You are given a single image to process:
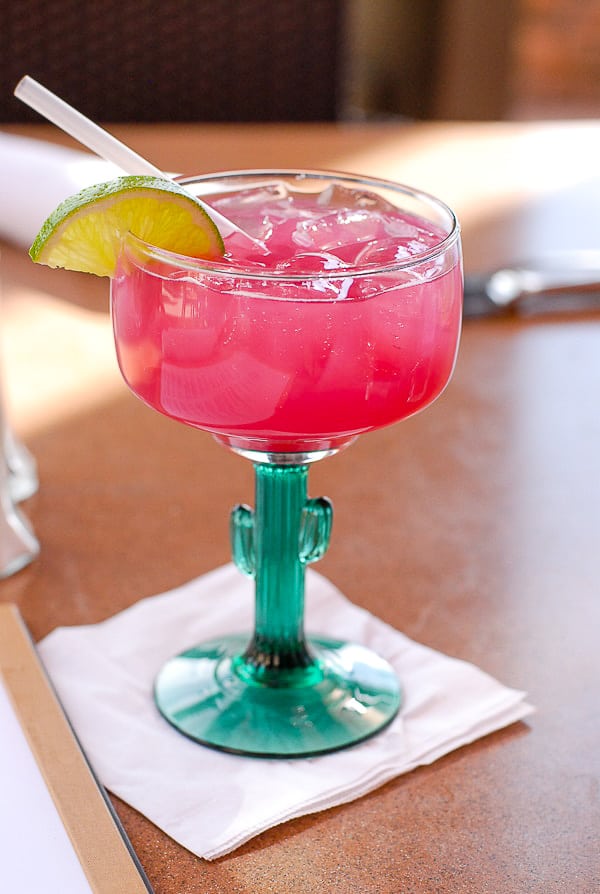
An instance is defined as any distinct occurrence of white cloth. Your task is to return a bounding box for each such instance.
[0,133,120,247]
[38,564,534,860]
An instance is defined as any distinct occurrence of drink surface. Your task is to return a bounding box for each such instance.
[112,180,462,453]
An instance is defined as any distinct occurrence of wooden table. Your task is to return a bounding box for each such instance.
[1,120,599,893]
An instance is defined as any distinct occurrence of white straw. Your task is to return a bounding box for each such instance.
[13,76,245,238]
[14,76,164,177]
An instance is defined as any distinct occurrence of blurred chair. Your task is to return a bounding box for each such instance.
[0,0,344,122]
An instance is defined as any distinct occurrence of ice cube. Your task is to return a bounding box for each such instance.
[274,252,353,299]
[316,183,397,214]
[213,181,291,208]
[382,217,422,238]
[355,227,441,267]
[354,240,413,267]
[275,251,349,275]
[212,181,295,240]
[291,209,382,254]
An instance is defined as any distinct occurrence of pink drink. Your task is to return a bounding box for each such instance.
[112,175,462,454]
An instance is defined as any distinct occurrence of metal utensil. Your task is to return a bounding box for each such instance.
[463,250,600,318]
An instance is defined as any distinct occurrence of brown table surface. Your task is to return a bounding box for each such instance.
[1,120,599,893]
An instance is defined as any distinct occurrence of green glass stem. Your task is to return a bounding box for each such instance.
[230,462,332,685]
[154,457,401,756]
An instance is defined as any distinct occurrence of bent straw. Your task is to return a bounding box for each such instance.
[13,76,245,239]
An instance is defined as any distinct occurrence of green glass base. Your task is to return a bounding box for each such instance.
[154,634,401,758]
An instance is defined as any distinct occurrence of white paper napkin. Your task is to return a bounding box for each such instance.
[0,133,120,247]
[37,564,534,860]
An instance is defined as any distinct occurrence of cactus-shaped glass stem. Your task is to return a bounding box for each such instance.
[231,462,332,685]
[154,458,401,757]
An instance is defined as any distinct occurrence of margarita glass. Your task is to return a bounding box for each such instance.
[111,170,463,757]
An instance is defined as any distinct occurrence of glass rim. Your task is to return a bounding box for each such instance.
[124,168,461,282]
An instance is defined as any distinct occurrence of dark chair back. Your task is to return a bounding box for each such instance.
[0,0,344,122]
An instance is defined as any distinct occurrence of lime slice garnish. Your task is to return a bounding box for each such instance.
[29,175,224,277]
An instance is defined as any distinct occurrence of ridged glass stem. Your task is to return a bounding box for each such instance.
[231,462,332,685]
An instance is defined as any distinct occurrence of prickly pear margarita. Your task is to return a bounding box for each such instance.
[110,170,463,757]
[112,172,462,456]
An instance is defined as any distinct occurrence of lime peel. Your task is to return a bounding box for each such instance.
[29,175,224,278]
